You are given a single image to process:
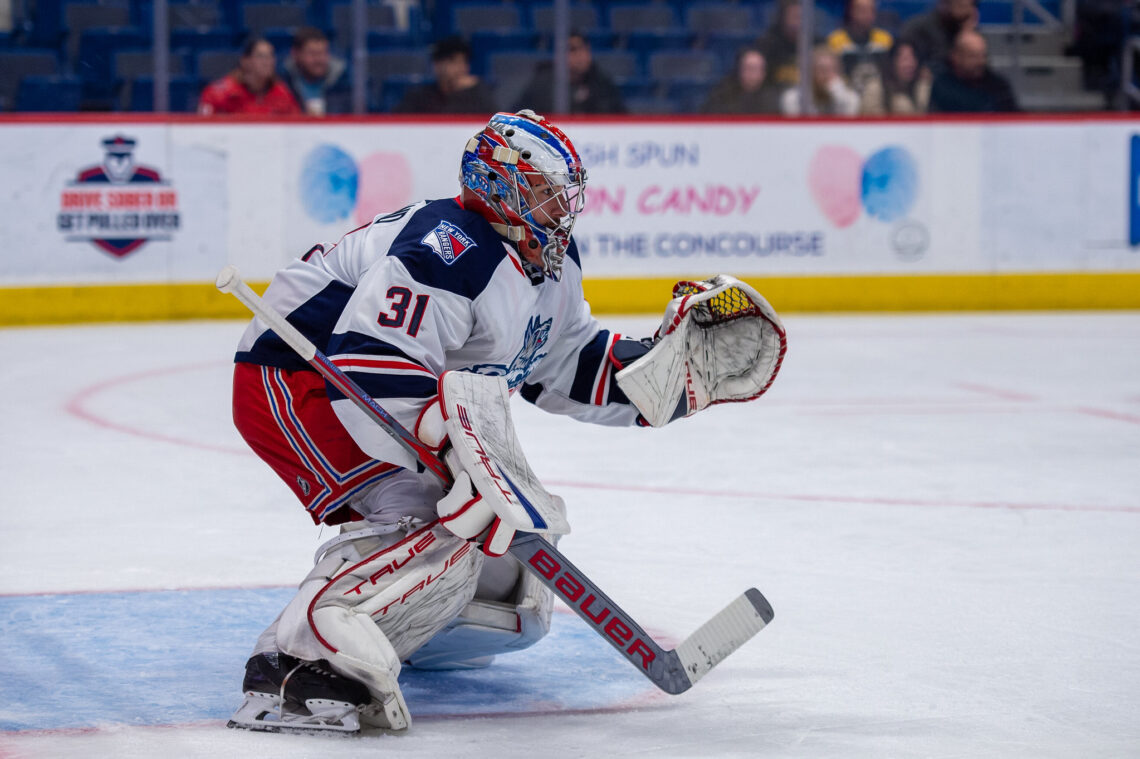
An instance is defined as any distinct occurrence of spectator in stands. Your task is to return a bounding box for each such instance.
[899,0,978,74]
[701,46,781,114]
[393,36,496,114]
[827,0,894,97]
[514,32,626,114]
[1067,0,1129,108]
[282,27,350,116]
[780,45,860,116]
[859,40,932,115]
[198,36,301,116]
[928,29,1019,112]
[757,0,812,90]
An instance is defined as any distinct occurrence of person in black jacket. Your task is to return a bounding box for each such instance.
[929,30,1019,112]
[899,0,979,74]
[393,36,497,114]
[514,32,626,114]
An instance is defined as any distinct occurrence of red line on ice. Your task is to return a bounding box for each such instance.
[63,361,250,454]
[545,479,1140,515]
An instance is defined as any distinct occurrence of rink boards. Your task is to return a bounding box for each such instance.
[0,114,1138,324]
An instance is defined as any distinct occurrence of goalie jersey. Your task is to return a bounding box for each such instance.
[235,198,639,470]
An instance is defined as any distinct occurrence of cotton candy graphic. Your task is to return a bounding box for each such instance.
[354,152,415,225]
[808,145,864,228]
[808,144,920,227]
[862,147,918,223]
[300,144,358,224]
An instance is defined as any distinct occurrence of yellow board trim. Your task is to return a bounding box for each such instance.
[2,272,1139,326]
[585,272,1140,313]
[0,281,270,326]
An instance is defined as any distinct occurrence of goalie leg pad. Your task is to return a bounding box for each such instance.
[273,521,483,731]
[406,554,555,670]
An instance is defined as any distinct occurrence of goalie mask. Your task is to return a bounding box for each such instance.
[460,110,587,281]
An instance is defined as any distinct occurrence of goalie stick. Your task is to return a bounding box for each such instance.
[216,265,773,695]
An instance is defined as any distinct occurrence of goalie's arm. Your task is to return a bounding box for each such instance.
[519,327,652,427]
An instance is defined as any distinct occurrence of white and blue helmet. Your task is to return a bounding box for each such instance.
[460,110,587,280]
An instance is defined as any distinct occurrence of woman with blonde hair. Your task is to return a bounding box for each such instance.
[780,46,860,116]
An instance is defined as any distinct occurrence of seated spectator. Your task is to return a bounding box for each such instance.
[757,0,812,89]
[514,32,625,114]
[780,46,860,116]
[827,0,894,96]
[282,27,350,116]
[701,47,781,114]
[928,30,1019,112]
[393,36,497,114]
[860,41,932,115]
[899,0,978,74]
[198,36,302,116]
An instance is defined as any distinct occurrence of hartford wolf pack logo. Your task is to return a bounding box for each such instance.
[470,315,552,389]
[421,220,477,264]
[57,135,181,258]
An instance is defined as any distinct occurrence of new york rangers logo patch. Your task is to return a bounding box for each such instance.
[421,220,477,264]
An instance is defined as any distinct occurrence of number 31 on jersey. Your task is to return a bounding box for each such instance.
[378,286,430,337]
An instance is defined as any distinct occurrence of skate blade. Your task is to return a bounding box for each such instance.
[227,691,361,735]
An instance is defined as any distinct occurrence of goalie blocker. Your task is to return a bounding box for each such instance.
[613,275,787,428]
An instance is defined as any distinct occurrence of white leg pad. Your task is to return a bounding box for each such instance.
[407,554,554,670]
[274,522,483,731]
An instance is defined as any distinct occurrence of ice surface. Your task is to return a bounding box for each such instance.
[1,313,1138,758]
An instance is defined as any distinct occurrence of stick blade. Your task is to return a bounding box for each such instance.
[672,588,774,687]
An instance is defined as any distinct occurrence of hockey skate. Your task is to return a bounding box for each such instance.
[227,651,374,734]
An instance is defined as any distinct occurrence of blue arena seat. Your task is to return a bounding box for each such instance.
[705,29,761,69]
[374,73,430,112]
[16,74,83,111]
[241,1,308,35]
[127,74,203,111]
[0,50,61,111]
[608,2,678,34]
[366,29,424,52]
[530,3,601,39]
[469,30,541,77]
[63,1,131,64]
[76,26,151,108]
[168,0,224,31]
[685,2,760,37]
[451,2,523,37]
[330,1,398,42]
[592,49,640,83]
[367,48,433,80]
[647,50,722,82]
[196,48,241,82]
[170,28,240,62]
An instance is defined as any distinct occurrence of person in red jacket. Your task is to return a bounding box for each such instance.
[198,36,302,116]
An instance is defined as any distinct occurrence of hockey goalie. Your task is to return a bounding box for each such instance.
[225,110,786,734]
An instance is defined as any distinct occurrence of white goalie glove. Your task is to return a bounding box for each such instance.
[615,275,787,427]
[416,371,570,557]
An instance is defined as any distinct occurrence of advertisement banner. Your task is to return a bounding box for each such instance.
[1,117,1138,292]
[279,121,981,277]
[0,124,227,285]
